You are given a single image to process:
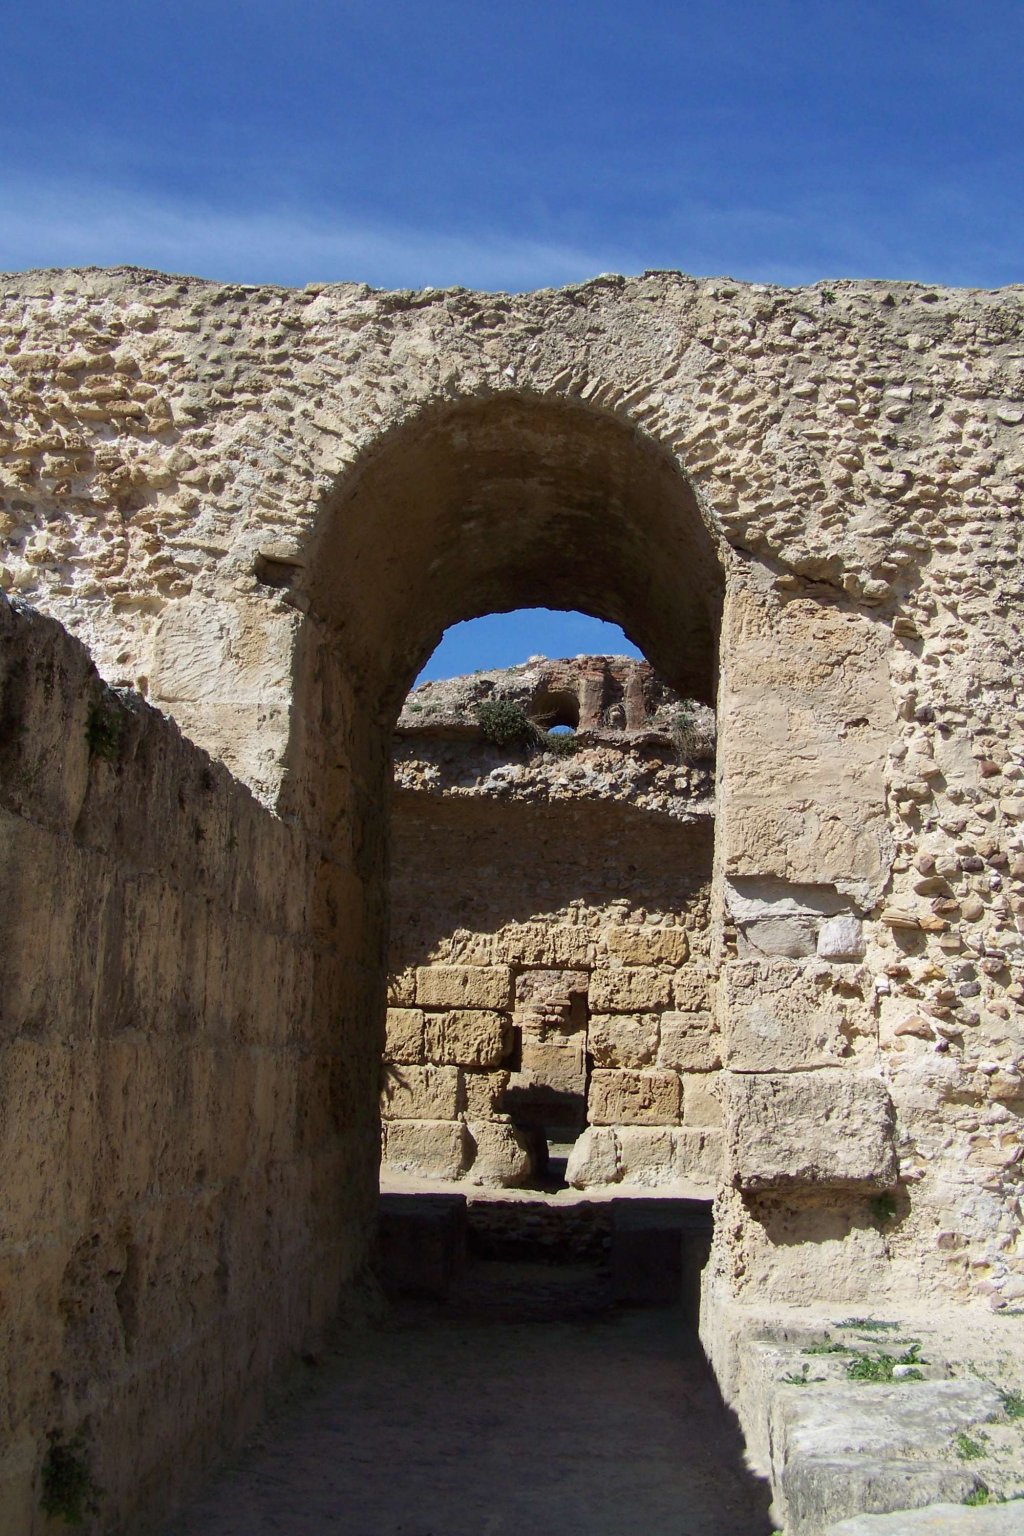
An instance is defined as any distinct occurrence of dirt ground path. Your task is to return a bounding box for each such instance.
[162,1264,773,1536]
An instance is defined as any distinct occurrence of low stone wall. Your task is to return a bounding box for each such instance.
[0,595,376,1533]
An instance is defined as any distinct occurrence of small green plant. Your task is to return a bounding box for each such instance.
[781,1362,823,1386]
[475,699,537,750]
[541,729,577,758]
[821,287,837,304]
[1000,1389,1024,1420]
[40,1430,102,1526]
[964,1485,993,1506]
[803,1340,854,1357]
[955,1431,988,1461]
[844,1343,924,1383]
[870,1192,898,1226]
[85,699,123,761]
[838,1317,899,1333]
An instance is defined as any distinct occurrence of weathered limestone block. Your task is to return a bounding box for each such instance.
[517,1032,587,1094]
[588,1012,659,1068]
[514,968,589,1003]
[673,1127,723,1183]
[726,1072,898,1191]
[384,1007,424,1064]
[615,1126,678,1185]
[460,1069,510,1118]
[415,964,512,1010]
[382,1119,470,1179]
[423,1009,512,1068]
[589,1069,682,1126]
[682,1074,723,1127]
[589,966,672,1013]
[465,1120,533,1186]
[718,578,896,909]
[658,1012,722,1072]
[672,966,712,1011]
[380,1064,461,1121]
[603,924,689,966]
[565,1126,622,1188]
[497,922,593,968]
[724,960,852,1072]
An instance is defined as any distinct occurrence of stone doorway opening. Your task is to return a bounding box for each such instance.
[383,648,719,1197]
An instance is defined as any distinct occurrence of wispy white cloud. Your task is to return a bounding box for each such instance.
[0,175,642,293]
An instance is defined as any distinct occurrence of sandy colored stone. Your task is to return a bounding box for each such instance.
[590,967,673,1013]
[658,1012,722,1072]
[726,1071,898,1192]
[380,1064,461,1121]
[683,1075,723,1128]
[382,1119,469,1179]
[672,967,712,1011]
[423,1009,512,1068]
[589,1012,660,1068]
[384,1007,424,1064]
[589,1069,682,1126]
[465,1120,533,1186]
[604,924,689,966]
[415,965,513,1010]
[565,1126,623,1188]
[724,960,852,1072]
[460,1070,510,1118]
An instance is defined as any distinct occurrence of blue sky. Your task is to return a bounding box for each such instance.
[2,1,1020,293]
[3,1,1020,678]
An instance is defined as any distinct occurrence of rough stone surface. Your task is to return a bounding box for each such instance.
[727,1073,899,1191]
[2,263,1024,1532]
[828,1506,1024,1534]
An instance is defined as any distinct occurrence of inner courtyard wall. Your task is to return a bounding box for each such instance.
[382,656,721,1191]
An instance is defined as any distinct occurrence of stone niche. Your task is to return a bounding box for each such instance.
[382,655,724,1191]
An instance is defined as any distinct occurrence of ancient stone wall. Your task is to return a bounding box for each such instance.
[1,265,1023,1524]
[0,594,378,1533]
[382,657,722,1190]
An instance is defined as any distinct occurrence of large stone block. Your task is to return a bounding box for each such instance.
[460,1069,510,1118]
[726,1071,898,1191]
[658,1012,722,1072]
[589,967,672,1013]
[384,1007,424,1064]
[382,1119,469,1180]
[380,1064,461,1121]
[589,1069,682,1126]
[496,923,593,968]
[724,960,852,1072]
[604,925,689,966]
[465,1121,533,1187]
[415,965,512,1010]
[423,1009,512,1068]
[682,1074,723,1127]
[588,1012,659,1068]
[672,966,712,1012]
[518,1032,587,1094]
[673,1127,723,1183]
[565,1126,622,1188]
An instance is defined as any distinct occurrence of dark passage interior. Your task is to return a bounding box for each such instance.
[164,1194,772,1536]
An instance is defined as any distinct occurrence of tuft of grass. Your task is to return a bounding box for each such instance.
[956,1431,988,1461]
[837,1317,899,1332]
[781,1362,823,1386]
[844,1343,925,1383]
[803,1341,854,1357]
[964,1486,993,1506]
[1000,1389,1024,1420]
